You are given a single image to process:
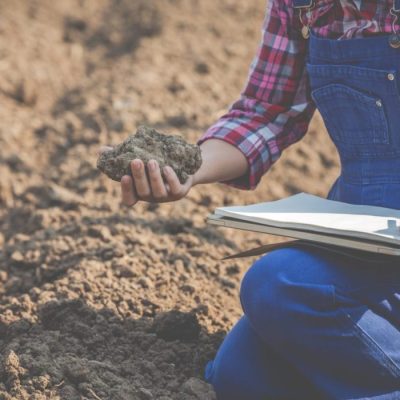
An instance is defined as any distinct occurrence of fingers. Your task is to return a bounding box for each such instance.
[148,160,168,199]
[121,175,138,206]
[163,166,183,197]
[123,159,180,206]
[130,159,152,199]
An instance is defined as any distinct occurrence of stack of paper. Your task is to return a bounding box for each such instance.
[207,193,400,256]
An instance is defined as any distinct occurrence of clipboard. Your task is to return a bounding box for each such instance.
[207,193,400,260]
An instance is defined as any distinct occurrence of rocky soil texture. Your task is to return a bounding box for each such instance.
[97,126,202,184]
[0,0,339,399]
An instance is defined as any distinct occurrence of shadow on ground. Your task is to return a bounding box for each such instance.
[63,0,162,59]
[0,298,222,399]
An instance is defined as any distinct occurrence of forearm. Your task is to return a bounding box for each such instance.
[192,138,249,186]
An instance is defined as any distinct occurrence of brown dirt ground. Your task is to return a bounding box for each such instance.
[0,0,339,399]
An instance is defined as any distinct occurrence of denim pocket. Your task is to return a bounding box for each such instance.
[335,284,400,380]
[341,309,400,379]
[311,83,390,147]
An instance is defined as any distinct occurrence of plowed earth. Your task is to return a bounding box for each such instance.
[0,0,338,399]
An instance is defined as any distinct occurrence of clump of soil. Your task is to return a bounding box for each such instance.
[152,310,201,342]
[97,125,202,184]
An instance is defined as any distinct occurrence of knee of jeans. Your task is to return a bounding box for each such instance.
[205,359,251,400]
[240,250,286,318]
[240,248,335,334]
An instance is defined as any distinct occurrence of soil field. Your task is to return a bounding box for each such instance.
[0,0,339,399]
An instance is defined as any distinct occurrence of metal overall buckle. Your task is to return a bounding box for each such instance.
[390,0,400,48]
[294,0,316,39]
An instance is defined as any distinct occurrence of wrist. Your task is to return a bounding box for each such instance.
[191,143,209,186]
[191,169,204,187]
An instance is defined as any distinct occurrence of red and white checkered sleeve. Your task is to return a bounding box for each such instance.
[197,0,316,190]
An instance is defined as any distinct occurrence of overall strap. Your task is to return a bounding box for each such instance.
[292,0,314,38]
[292,0,313,8]
[390,0,400,48]
[293,0,400,12]
[293,0,400,11]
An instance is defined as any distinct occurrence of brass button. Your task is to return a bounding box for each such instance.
[301,25,310,39]
[389,34,400,48]
[388,73,395,81]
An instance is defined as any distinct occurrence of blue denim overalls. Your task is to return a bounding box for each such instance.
[204,1,400,399]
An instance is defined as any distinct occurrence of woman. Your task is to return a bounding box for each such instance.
[111,0,400,398]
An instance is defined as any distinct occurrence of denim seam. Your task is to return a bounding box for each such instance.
[341,177,400,184]
[342,311,400,378]
[336,284,400,297]
[331,284,336,308]
[306,64,398,78]
[309,55,400,63]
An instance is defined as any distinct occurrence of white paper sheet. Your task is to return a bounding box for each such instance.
[214,193,400,246]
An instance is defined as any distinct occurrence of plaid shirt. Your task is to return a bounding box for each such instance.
[196,0,398,190]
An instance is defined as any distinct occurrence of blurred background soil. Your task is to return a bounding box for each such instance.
[0,0,339,399]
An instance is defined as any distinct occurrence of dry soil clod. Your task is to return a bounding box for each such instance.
[97,126,202,184]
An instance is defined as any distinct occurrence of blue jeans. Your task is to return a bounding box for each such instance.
[206,246,400,399]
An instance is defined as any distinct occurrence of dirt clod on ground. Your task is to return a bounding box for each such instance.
[97,126,202,184]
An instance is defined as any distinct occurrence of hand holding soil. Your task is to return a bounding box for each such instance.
[97,126,202,206]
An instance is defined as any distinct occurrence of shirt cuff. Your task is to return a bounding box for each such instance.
[196,119,274,190]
